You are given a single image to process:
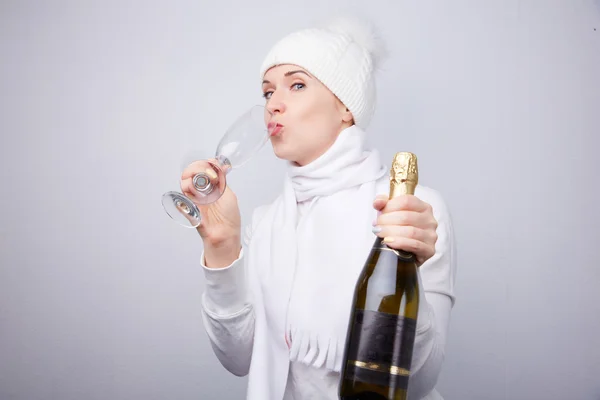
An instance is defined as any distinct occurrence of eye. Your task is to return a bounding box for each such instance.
[292,83,305,91]
[262,90,273,100]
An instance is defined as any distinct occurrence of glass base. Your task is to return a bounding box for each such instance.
[162,191,201,228]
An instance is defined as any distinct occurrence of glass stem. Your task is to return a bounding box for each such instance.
[216,154,232,175]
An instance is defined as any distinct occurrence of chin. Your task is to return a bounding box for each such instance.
[270,142,296,163]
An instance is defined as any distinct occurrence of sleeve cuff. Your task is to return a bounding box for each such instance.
[201,248,248,316]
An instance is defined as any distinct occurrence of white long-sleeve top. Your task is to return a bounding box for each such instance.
[199,178,457,400]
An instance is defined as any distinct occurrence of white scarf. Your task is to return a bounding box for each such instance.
[249,124,388,373]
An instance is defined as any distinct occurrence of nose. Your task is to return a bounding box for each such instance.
[263,107,274,124]
[266,92,286,115]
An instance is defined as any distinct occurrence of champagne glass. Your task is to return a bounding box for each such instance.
[162,105,271,228]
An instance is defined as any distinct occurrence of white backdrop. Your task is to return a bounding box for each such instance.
[1,1,599,399]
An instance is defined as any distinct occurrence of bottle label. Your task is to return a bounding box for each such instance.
[344,309,417,390]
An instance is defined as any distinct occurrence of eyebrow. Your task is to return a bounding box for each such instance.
[262,70,311,85]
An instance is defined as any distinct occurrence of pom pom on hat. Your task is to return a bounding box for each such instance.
[259,15,388,129]
[321,15,389,69]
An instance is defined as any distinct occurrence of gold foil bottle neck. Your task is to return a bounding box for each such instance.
[390,152,418,197]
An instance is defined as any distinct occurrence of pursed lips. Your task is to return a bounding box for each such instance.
[268,122,283,136]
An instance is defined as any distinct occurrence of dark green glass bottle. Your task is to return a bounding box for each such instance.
[339,152,420,400]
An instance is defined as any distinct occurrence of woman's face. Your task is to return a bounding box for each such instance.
[262,64,354,166]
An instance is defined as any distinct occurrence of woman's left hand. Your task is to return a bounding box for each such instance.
[372,194,438,266]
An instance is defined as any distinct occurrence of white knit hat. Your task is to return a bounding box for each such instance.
[259,16,388,130]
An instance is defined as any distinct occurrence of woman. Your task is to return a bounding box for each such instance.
[185,16,457,400]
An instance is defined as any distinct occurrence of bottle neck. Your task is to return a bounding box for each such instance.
[375,237,417,263]
[390,182,416,198]
[387,180,417,263]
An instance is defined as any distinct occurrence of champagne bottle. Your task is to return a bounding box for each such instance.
[339,152,420,400]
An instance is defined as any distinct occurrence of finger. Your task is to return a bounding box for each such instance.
[182,167,220,185]
[374,210,423,228]
[204,168,219,181]
[372,224,434,245]
[181,160,207,180]
[181,159,219,180]
[373,194,388,211]
[376,234,435,265]
[181,176,212,203]
[375,210,437,231]
[181,168,220,197]
[180,177,198,199]
[383,195,430,213]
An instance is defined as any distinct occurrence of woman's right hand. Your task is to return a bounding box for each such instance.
[180,160,242,268]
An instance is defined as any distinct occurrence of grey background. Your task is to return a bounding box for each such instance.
[1,0,599,399]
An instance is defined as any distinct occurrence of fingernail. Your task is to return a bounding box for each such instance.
[372,219,378,226]
[205,168,218,180]
[372,226,382,234]
[383,237,394,244]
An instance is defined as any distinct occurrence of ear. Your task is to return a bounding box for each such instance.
[335,96,354,123]
[342,107,354,123]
